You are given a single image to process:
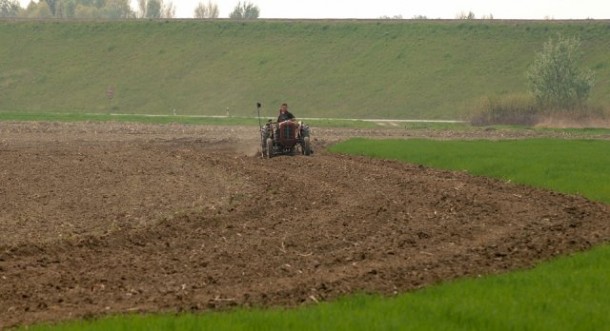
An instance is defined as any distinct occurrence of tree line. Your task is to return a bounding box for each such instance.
[0,0,260,19]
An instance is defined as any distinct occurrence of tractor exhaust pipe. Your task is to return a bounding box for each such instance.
[256,102,263,158]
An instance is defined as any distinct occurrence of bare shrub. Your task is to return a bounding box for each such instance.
[470,94,540,126]
[194,1,219,18]
[535,105,610,128]
[471,95,609,128]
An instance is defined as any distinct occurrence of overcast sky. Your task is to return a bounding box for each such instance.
[18,0,610,19]
[154,0,609,19]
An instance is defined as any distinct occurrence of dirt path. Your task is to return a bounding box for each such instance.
[1,122,609,328]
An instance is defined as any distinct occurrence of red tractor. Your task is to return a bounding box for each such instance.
[261,119,312,158]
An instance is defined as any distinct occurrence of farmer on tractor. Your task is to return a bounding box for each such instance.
[275,102,297,140]
[260,102,312,158]
[277,103,295,123]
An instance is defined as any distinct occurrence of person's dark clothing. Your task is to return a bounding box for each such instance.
[277,111,295,123]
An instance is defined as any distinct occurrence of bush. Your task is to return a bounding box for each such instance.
[470,94,540,126]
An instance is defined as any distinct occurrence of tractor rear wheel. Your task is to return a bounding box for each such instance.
[302,136,311,156]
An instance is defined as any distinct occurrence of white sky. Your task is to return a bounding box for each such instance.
[18,0,610,19]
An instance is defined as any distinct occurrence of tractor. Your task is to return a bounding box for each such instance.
[261,119,312,158]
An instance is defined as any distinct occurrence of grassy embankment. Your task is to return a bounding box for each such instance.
[1,19,610,120]
[26,138,610,330]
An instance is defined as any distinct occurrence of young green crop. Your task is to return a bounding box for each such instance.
[329,138,610,204]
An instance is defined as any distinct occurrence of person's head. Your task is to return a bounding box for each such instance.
[279,103,288,113]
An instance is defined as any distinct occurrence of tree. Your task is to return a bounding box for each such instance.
[194,0,218,19]
[62,0,77,17]
[137,0,145,17]
[379,14,402,19]
[22,0,53,18]
[161,0,174,18]
[19,0,111,18]
[456,11,475,19]
[527,35,595,110]
[145,0,161,18]
[100,0,134,18]
[0,0,20,17]
[55,0,67,17]
[44,0,57,15]
[74,3,100,17]
[229,1,259,19]
[139,0,174,18]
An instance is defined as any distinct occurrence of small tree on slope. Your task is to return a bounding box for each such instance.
[527,35,595,110]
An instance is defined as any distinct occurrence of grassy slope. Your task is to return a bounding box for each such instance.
[1,19,609,119]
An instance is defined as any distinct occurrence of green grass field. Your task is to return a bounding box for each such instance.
[1,19,610,119]
[329,138,610,204]
[24,137,610,331]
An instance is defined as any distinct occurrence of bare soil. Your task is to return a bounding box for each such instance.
[1,121,609,329]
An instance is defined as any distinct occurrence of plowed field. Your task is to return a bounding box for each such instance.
[1,121,609,328]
